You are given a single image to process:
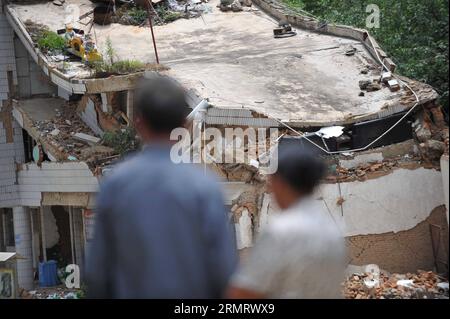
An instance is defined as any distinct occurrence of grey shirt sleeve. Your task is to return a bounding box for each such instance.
[202,183,238,298]
[231,229,287,296]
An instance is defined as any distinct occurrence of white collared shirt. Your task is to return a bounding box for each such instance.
[232,198,346,298]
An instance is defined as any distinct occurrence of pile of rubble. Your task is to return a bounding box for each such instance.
[23,19,50,43]
[343,270,449,299]
[34,102,115,163]
[113,0,212,26]
[19,287,83,299]
[413,103,449,162]
[219,0,252,12]
[325,155,423,183]
[166,0,212,18]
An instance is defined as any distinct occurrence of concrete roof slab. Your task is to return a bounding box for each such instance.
[9,0,438,125]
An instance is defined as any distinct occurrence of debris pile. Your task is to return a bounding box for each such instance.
[24,19,50,43]
[326,155,423,183]
[19,287,84,299]
[33,102,115,163]
[219,0,252,12]
[167,0,212,17]
[413,103,449,161]
[343,270,449,299]
[359,79,381,92]
[113,0,211,26]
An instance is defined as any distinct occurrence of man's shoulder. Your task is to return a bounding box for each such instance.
[105,152,142,180]
[267,209,341,242]
[175,164,223,194]
[101,151,222,195]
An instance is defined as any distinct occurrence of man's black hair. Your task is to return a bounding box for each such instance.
[275,145,327,195]
[134,74,188,133]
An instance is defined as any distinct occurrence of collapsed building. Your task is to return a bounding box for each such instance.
[0,0,448,294]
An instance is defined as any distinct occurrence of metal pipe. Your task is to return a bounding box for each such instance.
[146,1,160,64]
[187,99,209,121]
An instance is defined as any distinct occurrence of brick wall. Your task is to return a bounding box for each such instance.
[347,205,449,273]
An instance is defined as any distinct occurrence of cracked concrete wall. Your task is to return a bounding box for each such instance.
[318,167,445,236]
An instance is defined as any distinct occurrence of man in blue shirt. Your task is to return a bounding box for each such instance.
[86,75,237,298]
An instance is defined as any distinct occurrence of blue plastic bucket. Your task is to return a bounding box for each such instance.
[38,260,59,287]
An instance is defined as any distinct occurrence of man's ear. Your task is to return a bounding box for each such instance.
[268,174,281,193]
[134,115,149,140]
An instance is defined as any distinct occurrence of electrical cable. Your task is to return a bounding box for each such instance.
[213,12,421,155]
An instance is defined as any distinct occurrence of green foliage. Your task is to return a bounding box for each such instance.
[105,36,115,64]
[283,0,449,111]
[102,127,139,155]
[36,31,66,53]
[93,59,146,75]
[128,7,149,25]
[155,5,183,23]
[113,4,182,26]
[76,285,87,299]
[111,60,145,73]
[94,38,146,76]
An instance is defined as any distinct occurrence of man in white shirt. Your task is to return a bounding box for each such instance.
[227,146,347,298]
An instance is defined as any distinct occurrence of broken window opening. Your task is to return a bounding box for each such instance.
[22,129,35,163]
[279,111,415,155]
[0,209,15,251]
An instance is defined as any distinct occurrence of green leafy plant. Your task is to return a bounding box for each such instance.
[156,5,183,23]
[93,59,146,75]
[76,285,87,299]
[110,60,146,73]
[93,59,168,77]
[102,127,139,156]
[105,36,116,65]
[95,39,145,76]
[128,7,149,25]
[37,31,66,53]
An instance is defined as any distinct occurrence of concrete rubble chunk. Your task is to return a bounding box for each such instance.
[345,46,357,56]
[344,269,449,299]
[359,80,371,90]
[367,82,382,92]
[387,79,401,92]
[381,71,393,83]
[359,79,381,92]
[231,0,243,11]
[437,282,449,293]
[424,139,445,160]
[72,132,101,145]
[414,124,432,143]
